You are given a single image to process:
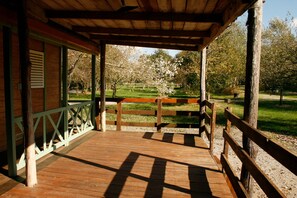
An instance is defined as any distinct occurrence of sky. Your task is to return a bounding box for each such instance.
[139,0,297,56]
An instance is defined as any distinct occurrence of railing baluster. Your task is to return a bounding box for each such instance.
[157,98,162,133]
[117,101,122,131]
[223,107,232,159]
[210,103,216,155]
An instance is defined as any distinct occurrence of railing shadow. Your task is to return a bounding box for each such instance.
[52,151,218,197]
[142,132,209,149]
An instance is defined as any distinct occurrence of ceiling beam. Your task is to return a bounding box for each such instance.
[90,35,203,45]
[46,10,223,24]
[73,26,210,37]
[105,40,198,51]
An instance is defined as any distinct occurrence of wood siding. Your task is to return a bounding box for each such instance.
[0,29,61,152]
[0,30,5,151]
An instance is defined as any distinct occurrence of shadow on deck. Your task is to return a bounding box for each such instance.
[0,131,232,197]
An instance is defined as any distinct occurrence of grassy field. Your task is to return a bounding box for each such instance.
[69,86,297,136]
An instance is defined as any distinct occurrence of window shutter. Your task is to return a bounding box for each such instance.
[30,50,44,88]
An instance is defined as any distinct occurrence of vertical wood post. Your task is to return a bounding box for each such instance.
[157,99,162,132]
[199,48,207,136]
[100,42,106,132]
[241,0,263,193]
[17,0,37,187]
[223,107,232,159]
[3,26,17,177]
[62,46,69,145]
[91,54,96,127]
[210,103,216,154]
[116,101,122,131]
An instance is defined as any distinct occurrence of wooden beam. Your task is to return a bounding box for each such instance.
[0,6,99,54]
[105,40,198,51]
[73,26,210,38]
[241,0,263,194]
[100,42,106,132]
[17,0,37,187]
[198,0,256,51]
[90,35,203,45]
[46,10,223,24]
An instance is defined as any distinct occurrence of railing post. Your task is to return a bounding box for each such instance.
[157,98,162,132]
[199,48,207,136]
[223,107,232,159]
[100,42,106,132]
[210,103,216,154]
[95,97,100,130]
[116,101,122,131]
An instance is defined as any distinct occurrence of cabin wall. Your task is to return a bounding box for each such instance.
[0,28,61,152]
[0,30,5,152]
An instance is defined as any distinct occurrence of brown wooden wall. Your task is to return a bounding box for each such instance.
[0,29,61,152]
[0,30,5,152]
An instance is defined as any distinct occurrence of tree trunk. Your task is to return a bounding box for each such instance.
[242,0,263,194]
[17,0,37,187]
[279,88,283,105]
[112,83,117,98]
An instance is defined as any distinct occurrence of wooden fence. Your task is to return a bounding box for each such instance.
[221,107,297,197]
[95,97,216,153]
[203,100,216,154]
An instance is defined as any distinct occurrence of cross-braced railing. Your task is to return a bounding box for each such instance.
[14,101,94,170]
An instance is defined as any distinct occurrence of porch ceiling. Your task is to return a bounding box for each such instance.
[27,0,256,51]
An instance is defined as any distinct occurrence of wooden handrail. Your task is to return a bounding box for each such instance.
[221,108,297,197]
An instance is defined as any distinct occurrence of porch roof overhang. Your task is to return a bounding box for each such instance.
[5,0,256,52]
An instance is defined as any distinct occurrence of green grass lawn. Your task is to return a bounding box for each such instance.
[213,94,297,136]
[69,86,297,136]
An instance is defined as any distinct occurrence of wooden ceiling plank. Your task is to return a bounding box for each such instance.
[90,34,203,45]
[72,26,210,37]
[45,11,223,24]
[199,0,255,50]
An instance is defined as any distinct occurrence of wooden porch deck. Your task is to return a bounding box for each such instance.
[1,131,233,197]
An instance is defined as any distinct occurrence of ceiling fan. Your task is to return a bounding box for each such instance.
[117,0,138,12]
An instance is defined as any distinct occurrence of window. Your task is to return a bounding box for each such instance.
[30,50,44,88]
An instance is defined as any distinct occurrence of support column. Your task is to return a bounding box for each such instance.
[17,0,37,187]
[100,42,106,132]
[3,26,17,177]
[62,46,68,144]
[241,0,263,193]
[199,48,206,136]
[91,54,96,127]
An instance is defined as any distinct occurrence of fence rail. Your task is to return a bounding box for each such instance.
[221,108,297,197]
[95,97,200,132]
[15,101,94,170]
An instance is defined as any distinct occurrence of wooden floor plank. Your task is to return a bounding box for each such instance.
[1,131,233,197]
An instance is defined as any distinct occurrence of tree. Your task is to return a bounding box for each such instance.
[207,22,246,95]
[68,49,91,93]
[103,45,141,98]
[261,18,297,104]
[143,50,180,97]
[175,51,200,94]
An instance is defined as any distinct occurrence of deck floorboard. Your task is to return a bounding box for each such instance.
[1,131,233,197]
